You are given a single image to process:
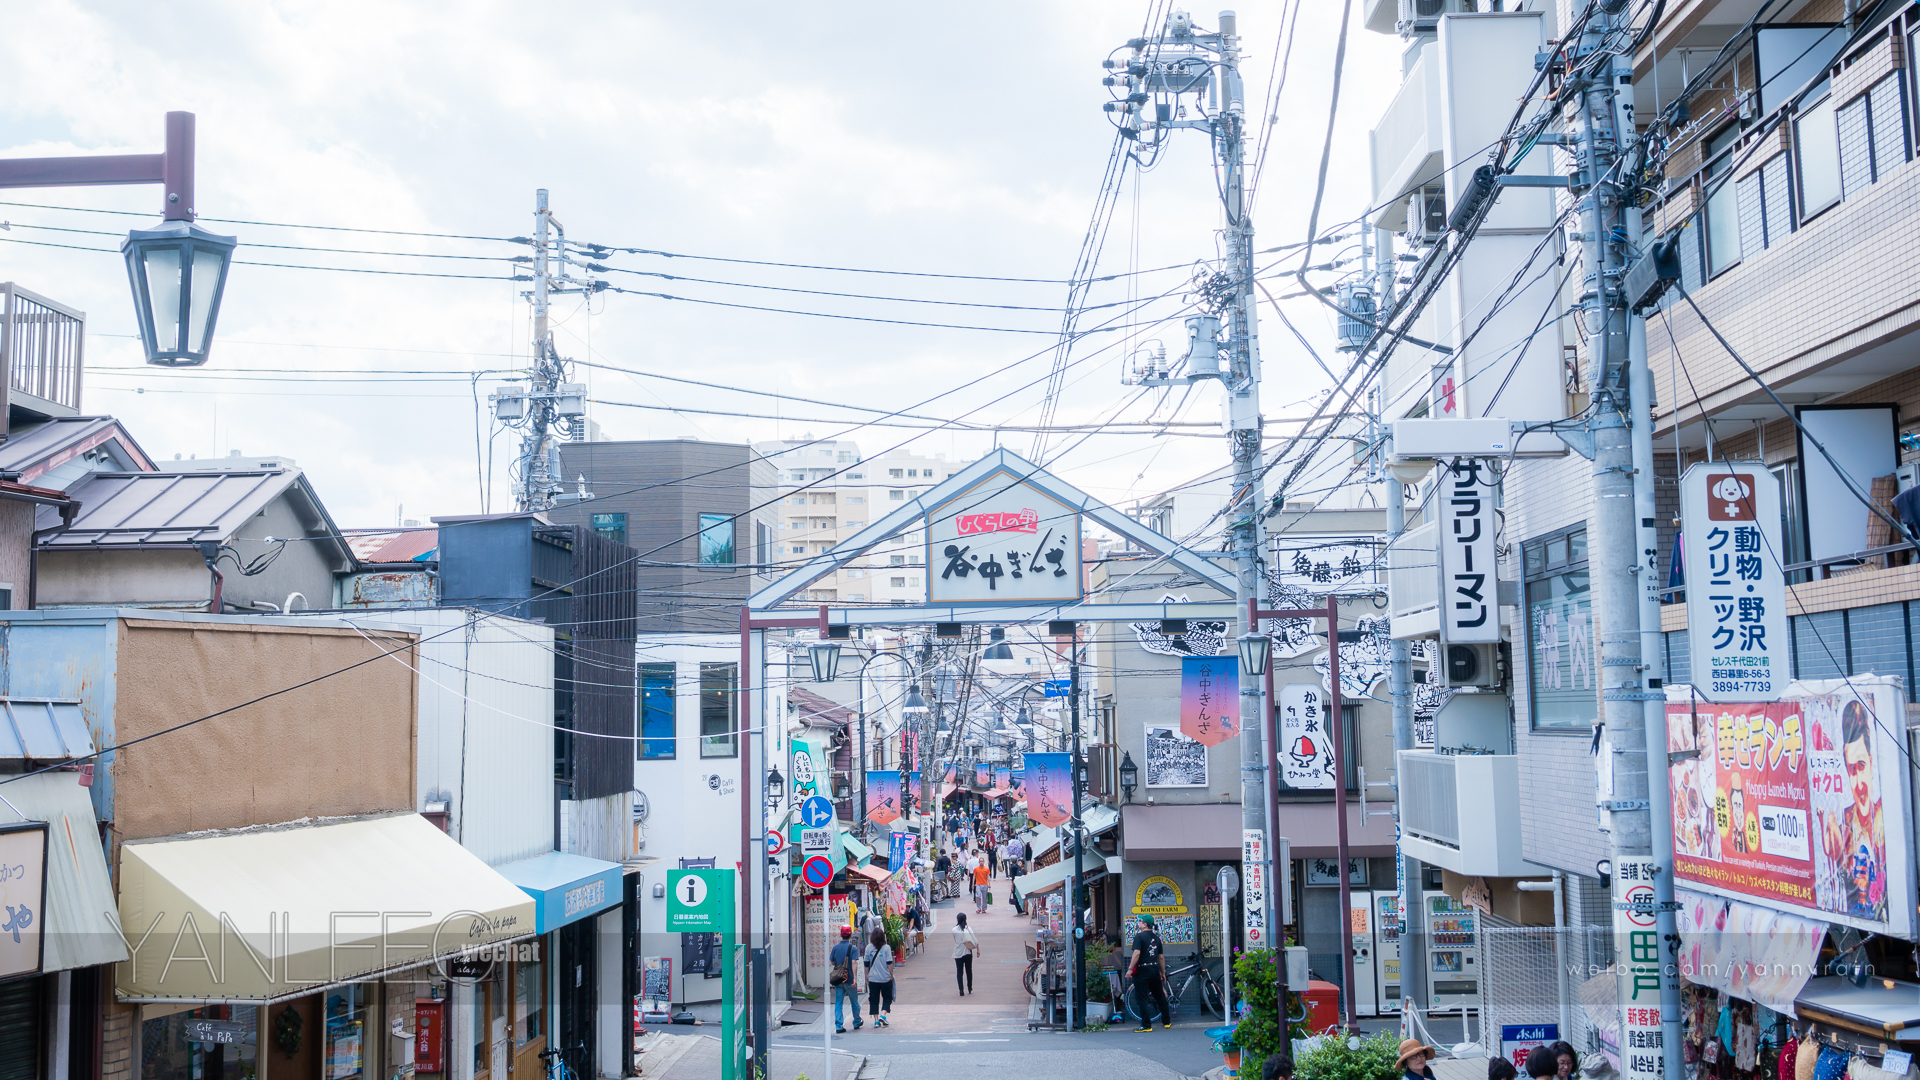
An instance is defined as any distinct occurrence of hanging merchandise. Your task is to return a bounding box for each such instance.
[1813,1046,1851,1080]
[1734,1003,1759,1072]
[1795,1036,1818,1080]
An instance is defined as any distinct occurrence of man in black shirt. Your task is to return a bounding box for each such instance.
[1127,914,1172,1031]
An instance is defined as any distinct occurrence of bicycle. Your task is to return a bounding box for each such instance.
[1127,952,1224,1022]
[538,1043,587,1080]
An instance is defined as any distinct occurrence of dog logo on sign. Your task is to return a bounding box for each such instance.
[1707,474,1756,521]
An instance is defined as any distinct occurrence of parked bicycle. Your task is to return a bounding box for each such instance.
[538,1043,588,1080]
[1126,952,1224,1022]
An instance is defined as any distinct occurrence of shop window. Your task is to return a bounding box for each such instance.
[590,512,627,546]
[640,664,675,759]
[324,986,367,1080]
[701,663,738,758]
[141,1006,261,1080]
[514,957,546,1048]
[1524,526,1597,733]
[698,513,735,564]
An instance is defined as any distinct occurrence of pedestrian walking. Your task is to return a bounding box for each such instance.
[971,858,991,913]
[951,911,980,995]
[987,841,999,877]
[1523,1048,1557,1080]
[1128,913,1172,1031]
[994,840,1008,877]
[1548,1041,1578,1080]
[865,927,895,1026]
[829,926,864,1033]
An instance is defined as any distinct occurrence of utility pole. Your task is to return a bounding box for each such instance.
[495,189,603,512]
[1113,5,1272,946]
[1067,626,1084,1030]
[1570,5,1681,1078]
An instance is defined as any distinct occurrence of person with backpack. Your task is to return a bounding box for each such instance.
[864,927,896,1026]
[829,926,863,1033]
[1128,914,1172,1031]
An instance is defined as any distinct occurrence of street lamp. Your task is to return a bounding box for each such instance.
[1236,629,1273,677]
[809,640,842,683]
[0,112,239,367]
[765,765,785,809]
[982,627,1013,660]
[122,220,237,367]
[1119,751,1138,802]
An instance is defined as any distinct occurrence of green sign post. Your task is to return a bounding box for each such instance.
[666,869,745,1079]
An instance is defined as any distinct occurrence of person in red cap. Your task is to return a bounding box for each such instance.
[830,925,863,1033]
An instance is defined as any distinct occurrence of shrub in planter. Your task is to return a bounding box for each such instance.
[1292,1030,1405,1080]
[1230,948,1311,1080]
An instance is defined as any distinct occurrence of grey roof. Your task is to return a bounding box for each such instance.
[39,469,304,549]
[0,416,154,485]
[0,698,92,760]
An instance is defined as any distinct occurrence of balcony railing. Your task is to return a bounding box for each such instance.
[0,283,85,416]
[1397,749,1543,877]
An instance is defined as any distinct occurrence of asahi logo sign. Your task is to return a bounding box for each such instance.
[925,472,1082,605]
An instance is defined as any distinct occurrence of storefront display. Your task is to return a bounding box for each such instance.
[141,1006,260,1080]
[325,985,366,1080]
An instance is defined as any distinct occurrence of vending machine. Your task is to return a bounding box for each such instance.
[1373,891,1402,1014]
[1423,890,1478,1012]
[1347,891,1378,1016]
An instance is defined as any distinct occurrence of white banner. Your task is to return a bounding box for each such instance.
[1681,462,1787,699]
[925,474,1082,605]
[1611,856,1665,1080]
[1277,683,1336,789]
[1439,459,1499,643]
[0,824,46,981]
[1242,830,1268,951]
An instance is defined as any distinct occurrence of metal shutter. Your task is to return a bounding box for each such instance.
[1736,171,1767,257]
[1793,610,1847,679]
[1840,94,1874,197]
[1761,154,1792,246]
[1870,74,1907,181]
[0,976,41,1080]
[1847,602,1909,681]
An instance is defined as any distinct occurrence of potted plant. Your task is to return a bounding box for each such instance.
[883,912,907,962]
[1084,963,1114,1024]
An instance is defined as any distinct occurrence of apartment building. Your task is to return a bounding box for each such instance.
[754,438,963,605]
[1368,0,1920,1061]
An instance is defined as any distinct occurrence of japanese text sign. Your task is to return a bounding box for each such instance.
[1439,459,1499,643]
[865,771,901,826]
[1611,856,1665,1080]
[1277,682,1335,789]
[926,472,1082,605]
[1242,830,1268,950]
[1681,462,1786,699]
[666,868,735,935]
[1026,753,1072,827]
[1666,678,1913,936]
[0,822,46,981]
[1179,654,1239,747]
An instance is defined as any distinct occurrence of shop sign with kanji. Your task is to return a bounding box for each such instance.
[1680,462,1786,699]
[924,472,1082,605]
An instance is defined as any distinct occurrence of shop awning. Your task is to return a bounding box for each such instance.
[1794,976,1920,1040]
[117,813,535,1003]
[0,772,127,973]
[847,864,891,887]
[840,830,873,865]
[0,699,91,759]
[1014,852,1114,896]
[496,851,624,934]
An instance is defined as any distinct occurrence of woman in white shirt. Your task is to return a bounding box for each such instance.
[951,911,980,995]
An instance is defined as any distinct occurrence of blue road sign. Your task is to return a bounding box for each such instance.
[800,795,835,829]
[1041,679,1071,697]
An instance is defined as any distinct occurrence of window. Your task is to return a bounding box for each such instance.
[891,576,907,587]
[890,555,906,566]
[325,986,367,1079]
[701,663,737,757]
[1525,526,1597,733]
[909,554,922,565]
[791,545,806,554]
[847,593,865,600]
[1799,93,1842,218]
[756,522,770,567]
[641,664,675,759]
[1706,175,1742,275]
[591,512,627,546]
[849,569,865,579]
[513,955,546,1047]
[698,513,735,564]
[889,469,904,478]
[889,490,905,500]
[908,469,918,477]
[848,496,864,504]
[789,496,807,505]
[849,472,864,480]
[142,1006,260,1080]
[839,451,856,462]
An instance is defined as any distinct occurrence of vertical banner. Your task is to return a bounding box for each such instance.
[993,765,1011,795]
[865,770,901,825]
[1277,682,1336,789]
[1026,753,1073,827]
[1439,458,1499,643]
[1681,462,1787,698]
[1180,653,1240,745]
[791,740,819,796]
[1242,829,1268,951]
[942,763,957,784]
[975,762,991,788]
[1612,856,1665,1080]
[1010,769,1025,798]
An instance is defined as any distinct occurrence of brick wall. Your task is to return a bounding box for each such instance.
[101,1002,134,1080]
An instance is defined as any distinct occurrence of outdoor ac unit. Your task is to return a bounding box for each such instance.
[1442,642,1503,688]
[1898,462,1920,494]
[1409,186,1448,245]
[1398,0,1471,31]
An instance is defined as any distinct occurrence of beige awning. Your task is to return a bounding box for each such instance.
[116,813,536,1003]
[0,772,128,973]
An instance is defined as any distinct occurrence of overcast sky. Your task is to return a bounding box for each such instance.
[0,2,1400,528]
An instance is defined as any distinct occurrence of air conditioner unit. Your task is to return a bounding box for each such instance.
[1442,642,1504,688]
[1409,186,1447,245]
[1399,0,1471,32]
[1898,462,1920,494]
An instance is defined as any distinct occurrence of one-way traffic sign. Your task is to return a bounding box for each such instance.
[800,794,834,829]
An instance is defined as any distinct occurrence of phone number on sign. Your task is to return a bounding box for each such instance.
[1712,680,1774,694]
